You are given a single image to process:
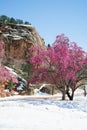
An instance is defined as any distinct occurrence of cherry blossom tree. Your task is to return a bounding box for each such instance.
[28,34,87,100]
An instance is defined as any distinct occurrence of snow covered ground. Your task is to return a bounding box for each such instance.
[0,95,87,130]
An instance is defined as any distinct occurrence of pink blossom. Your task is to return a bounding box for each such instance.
[11,76,18,83]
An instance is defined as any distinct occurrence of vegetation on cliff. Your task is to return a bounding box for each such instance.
[0,15,31,25]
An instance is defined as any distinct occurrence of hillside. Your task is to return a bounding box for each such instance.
[0,22,45,79]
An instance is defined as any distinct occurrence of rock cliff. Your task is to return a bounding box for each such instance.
[0,22,45,78]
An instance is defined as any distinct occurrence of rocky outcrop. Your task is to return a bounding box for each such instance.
[0,22,45,77]
[0,22,45,59]
[39,84,59,95]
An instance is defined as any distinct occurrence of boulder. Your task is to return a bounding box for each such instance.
[40,84,59,95]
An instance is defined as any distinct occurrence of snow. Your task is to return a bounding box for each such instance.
[17,24,33,28]
[5,66,26,83]
[0,95,87,130]
[3,33,23,40]
[5,66,18,77]
[17,83,24,90]
[12,35,23,40]
[34,84,51,96]
[3,34,12,37]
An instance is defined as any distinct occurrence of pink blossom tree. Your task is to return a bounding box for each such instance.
[28,34,87,100]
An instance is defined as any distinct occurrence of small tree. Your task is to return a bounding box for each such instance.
[7,76,18,92]
[9,17,17,24]
[16,19,23,24]
[0,15,9,24]
[24,21,31,25]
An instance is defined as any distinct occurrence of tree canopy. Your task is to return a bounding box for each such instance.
[0,15,31,25]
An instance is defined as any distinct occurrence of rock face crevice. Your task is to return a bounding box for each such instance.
[0,22,45,77]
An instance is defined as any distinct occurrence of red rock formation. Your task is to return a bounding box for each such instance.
[0,22,45,70]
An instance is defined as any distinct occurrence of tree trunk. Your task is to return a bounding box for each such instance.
[83,86,86,96]
[52,86,54,95]
[70,91,74,100]
[66,89,74,100]
[62,90,66,100]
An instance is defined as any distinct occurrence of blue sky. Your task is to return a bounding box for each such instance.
[0,0,87,51]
